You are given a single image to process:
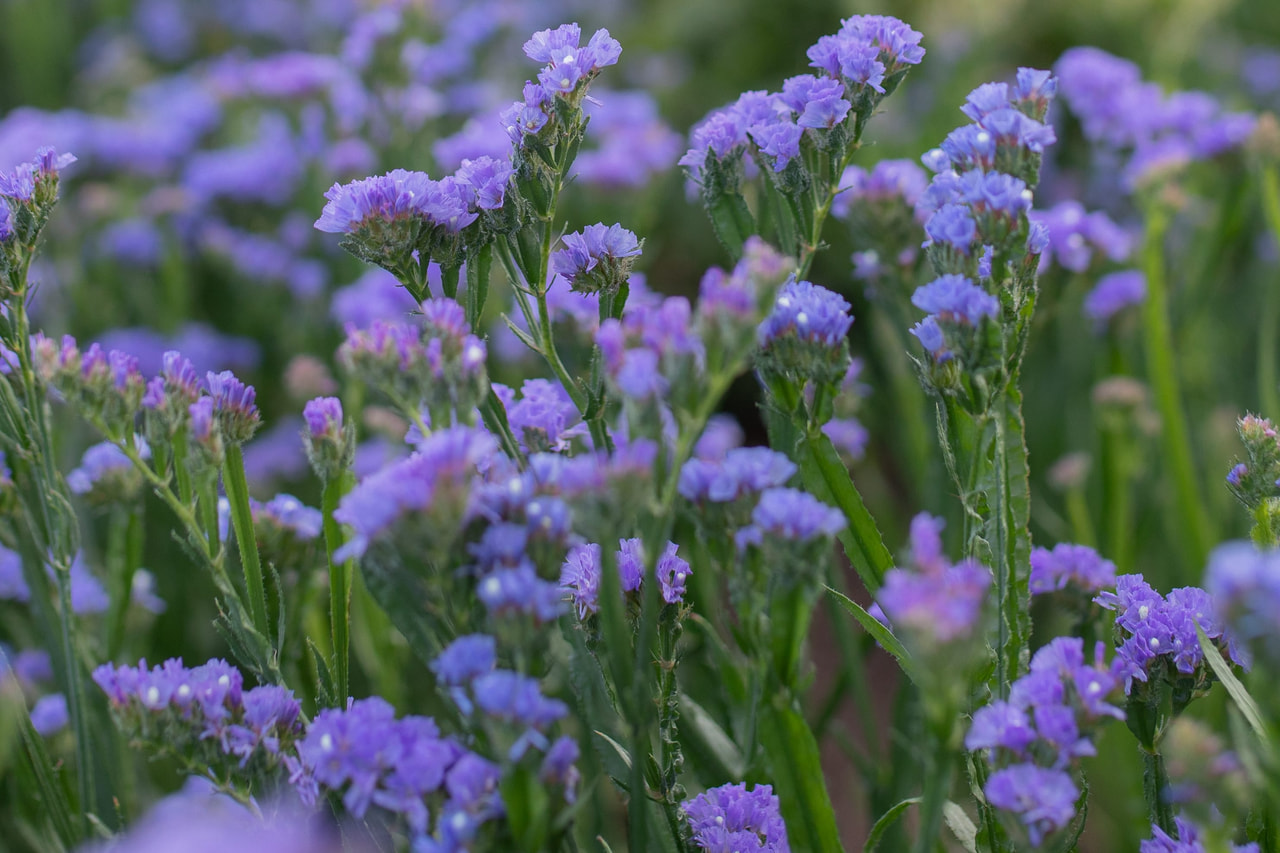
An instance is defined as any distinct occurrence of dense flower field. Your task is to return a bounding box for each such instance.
[2,0,1280,850]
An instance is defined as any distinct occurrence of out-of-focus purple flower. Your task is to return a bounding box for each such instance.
[1140,816,1259,853]
[303,397,343,440]
[683,782,789,853]
[30,693,68,736]
[832,159,928,219]
[1205,541,1280,667]
[67,438,148,497]
[985,764,1079,846]
[679,447,796,504]
[432,635,496,687]
[183,115,301,206]
[251,494,322,540]
[0,543,30,603]
[331,268,418,328]
[1030,543,1117,594]
[575,90,682,188]
[736,487,844,549]
[471,670,568,730]
[693,415,745,460]
[1083,270,1145,325]
[502,379,584,453]
[1029,201,1133,274]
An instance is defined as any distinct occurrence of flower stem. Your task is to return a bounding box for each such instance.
[1143,747,1176,837]
[322,471,355,705]
[1141,203,1212,575]
[1258,165,1280,419]
[222,443,271,642]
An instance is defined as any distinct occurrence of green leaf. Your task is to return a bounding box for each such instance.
[307,639,336,710]
[864,798,921,852]
[594,731,634,791]
[759,700,846,853]
[943,802,980,853]
[359,543,443,667]
[680,694,746,780]
[798,434,894,593]
[1196,625,1267,741]
[500,764,551,852]
[825,585,916,683]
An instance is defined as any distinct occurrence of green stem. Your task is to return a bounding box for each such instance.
[796,137,862,279]
[1143,748,1176,837]
[106,506,145,659]
[222,443,271,642]
[1141,204,1212,575]
[914,734,957,853]
[1258,165,1280,419]
[322,472,355,705]
[55,565,93,832]
[1102,423,1134,573]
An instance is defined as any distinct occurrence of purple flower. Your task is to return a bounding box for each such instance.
[940,125,997,173]
[471,670,568,730]
[831,159,928,218]
[780,74,851,129]
[966,701,1036,756]
[749,119,803,171]
[910,316,949,360]
[679,446,797,504]
[822,418,869,460]
[0,544,28,604]
[314,169,475,235]
[1030,543,1117,594]
[1083,270,1146,325]
[0,204,11,243]
[550,222,642,294]
[476,564,565,623]
[1141,816,1260,853]
[924,203,977,253]
[303,397,343,439]
[985,764,1079,846]
[503,379,584,453]
[453,156,513,211]
[683,782,790,853]
[30,693,68,736]
[560,542,603,619]
[912,275,998,325]
[67,439,147,496]
[738,487,845,548]
[757,279,853,349]
[251,494,322,540]
[432,635,497,687]
[1029,202,1133,274]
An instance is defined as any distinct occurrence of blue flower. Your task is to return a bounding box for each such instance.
[911,275,998,325]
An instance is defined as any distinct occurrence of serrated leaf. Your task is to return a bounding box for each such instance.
[864,797,921,852]
[1196,625,1267,741]
[825,586,916,683]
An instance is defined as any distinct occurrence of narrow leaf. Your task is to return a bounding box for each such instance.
[799,435,894,592]
[825,585,916,682]
[759,701,846,852]
[864,797,921,852]
[1196,625,1266,741]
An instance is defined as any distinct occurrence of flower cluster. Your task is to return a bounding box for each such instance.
[1,148,75,291]
[1225,414,1280,512]
[1095,575,1246,695]
[67,437,150,504]
[559,538,691,620]
[1140,816,1259,853]
[756,278,854,388]
[832,158,929,288]
[875,514,991,649]
[911,69,1056,382]
[1055,47,1256,190]
[550,222,642,296]
[968,637,1126,846]
[501,24,622,145]
[338,298,488,425]
[682,782,790,852]
[1083,270,1146,328]
[92,658,302,772]
[1027,201,1132,275]
[1030,543,1117,595]
[1205,541,1280,669]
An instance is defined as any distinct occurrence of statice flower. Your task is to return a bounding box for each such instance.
[984,764,1080,847]
[679,447,796,506]
[334,426,498,560]
[831,158,928,219]
[550,222,642,295]
[576,90,684,188]
[682,782,790,852]
[969,637,1125,845]
[1205,541,1280,667]
[471,670,568,730]
[1030,543,1117,595]
[204,369,260,443]
[93,657,301,771]
[736,487,845,550]
[293,697,482,834]
[1083,270,1146,326]
[1141,816,1260,853]
[0,543,29,603]
[560,538,691,618]
[1095,574,1244,691]
[1028,201,1133,274]
[67,437,150,503]
[912,275,998,325]
[757,278,854,385]
[498,379,585,453]
[876,513,991,646]
[749,119,804,172]
[251,494,322,540]
[1056,47,1256,190]
[30,693,68,736]
[431,635,497,687]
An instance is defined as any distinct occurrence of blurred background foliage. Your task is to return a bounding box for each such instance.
[1,0,1278,848]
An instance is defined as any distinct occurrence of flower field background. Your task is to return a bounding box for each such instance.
[2,0,1280,850]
